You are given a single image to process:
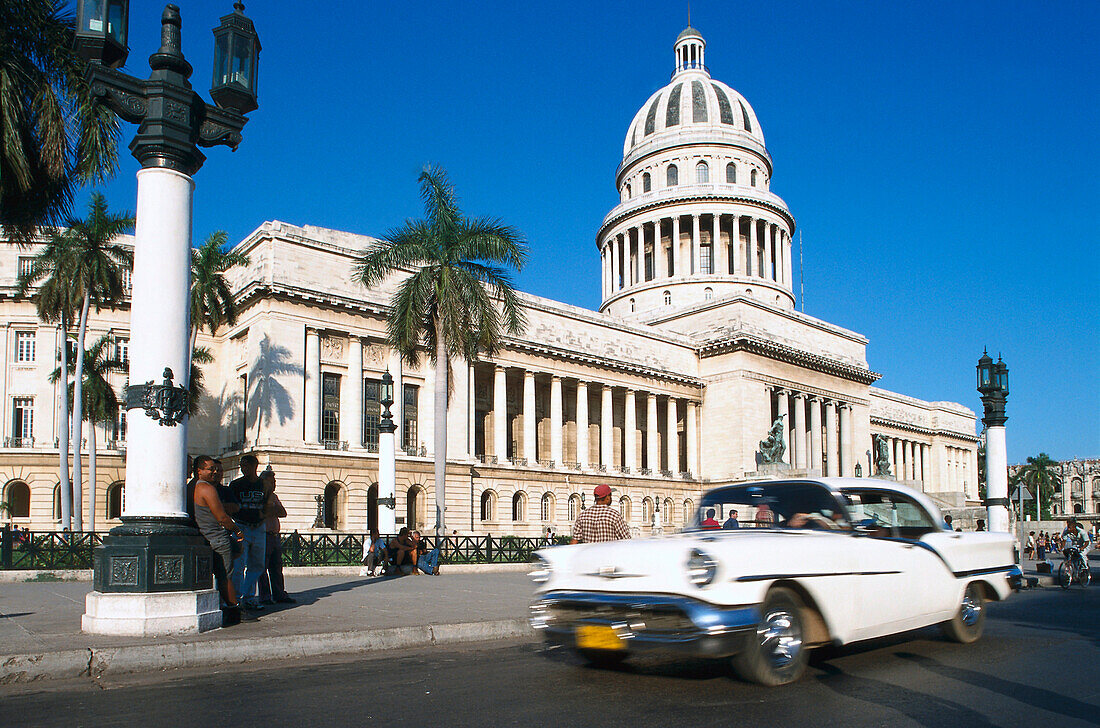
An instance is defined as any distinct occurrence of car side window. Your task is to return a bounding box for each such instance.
[888,494,939,539]
[844,490,939,540]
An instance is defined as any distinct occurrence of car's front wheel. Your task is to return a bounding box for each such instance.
[732,587,809,686]
[940,582,986,643]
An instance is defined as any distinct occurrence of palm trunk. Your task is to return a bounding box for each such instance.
[188,326,197,382]
[88,420,97,532]
[71,293,90,532]
[433,316,448,537]
[57,323,72,531]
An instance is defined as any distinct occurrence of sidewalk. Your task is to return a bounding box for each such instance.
[0,569,536,684]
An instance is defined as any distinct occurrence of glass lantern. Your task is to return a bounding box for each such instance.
[211,2,261,114]
[995,359,1009,396]
[75,0,129,69]
[976,351,994,392]
[380,370,394,409]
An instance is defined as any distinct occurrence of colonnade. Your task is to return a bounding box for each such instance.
[474,363,701,478]
[600,211,791,297]
[771,386,852,476]
[940,444,974,496]
[873,434,931,484]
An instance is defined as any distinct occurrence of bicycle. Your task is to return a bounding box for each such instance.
[1057,546,1091,589]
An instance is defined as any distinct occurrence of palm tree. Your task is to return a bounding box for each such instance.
[65,192,133,531]
[1016,453,1061,521]
[1,0,119,245]
[50,334,122,532]
[354,166,527,535]
[190,231,250,361]
[188,346,214,418]
[17,230,78,529]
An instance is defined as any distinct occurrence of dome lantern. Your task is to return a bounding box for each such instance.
[674,26,706,76]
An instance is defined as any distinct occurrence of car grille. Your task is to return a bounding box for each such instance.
[543,601,697,634]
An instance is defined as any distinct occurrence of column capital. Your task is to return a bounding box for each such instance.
[550,374,562,383]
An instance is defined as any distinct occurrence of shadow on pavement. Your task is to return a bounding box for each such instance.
[895,651,1096,723]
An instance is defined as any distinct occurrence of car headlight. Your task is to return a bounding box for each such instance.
[686,548,717,587]
[529,554,552,584]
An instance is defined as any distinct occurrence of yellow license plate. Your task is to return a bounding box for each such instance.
[576,624,625,651]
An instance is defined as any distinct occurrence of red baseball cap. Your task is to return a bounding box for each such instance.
[593,484,612,498]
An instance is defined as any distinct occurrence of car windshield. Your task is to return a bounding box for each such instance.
[690,481,850,532]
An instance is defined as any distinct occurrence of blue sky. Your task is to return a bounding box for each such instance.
[81,1,1099,463]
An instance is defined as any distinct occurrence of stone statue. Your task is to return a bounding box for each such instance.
[874,434,892,477]
[759,414,787,464]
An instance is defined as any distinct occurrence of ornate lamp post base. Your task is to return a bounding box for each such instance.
[83,517,221,635]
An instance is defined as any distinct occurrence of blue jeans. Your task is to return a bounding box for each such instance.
[232,522,267,600]
[417,547,440,575]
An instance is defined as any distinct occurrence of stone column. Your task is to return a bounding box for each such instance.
[666,397,680,474]
[344,336,363,448]
[576,381,589,469]
[624,389,637,471]
[523,370,536,463]
[712,214,723,275]
[493,365,507,460]
[839,404,852,476]
[691,214,701,274]
[748,217,758,277]
[909,441,918,482]
[673,215,684,276]
[550,376,563,466]
[809,397,823,473]
[920,444,930,486]
[686,401,698,476]
[468,363,476,457]
[656,219,668,279]
[646,393,659,472]
[609,235,619,293]
[764,222,775,280]
[776,389,790,464]
[894,438,905,479]
[913,440,923,482]
[730,214,740,275]
[304,328,321,444]
[600,245,607,299]
[600,384,613,469]
[825,400,838,477]
[793,393,806,469]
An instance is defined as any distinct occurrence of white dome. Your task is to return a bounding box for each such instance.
[622,30,765,159]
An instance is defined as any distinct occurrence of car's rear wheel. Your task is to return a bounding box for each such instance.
[941,582,986,643]
[732,587,808,686]
[577,648,628,668]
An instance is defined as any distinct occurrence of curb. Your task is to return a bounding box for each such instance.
[0,562,534,583]
[0,618,533,684]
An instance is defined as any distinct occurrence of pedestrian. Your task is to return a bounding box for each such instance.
[1037,531,1047,561]
[229,454,269,610]
[386,527,419,574]
[257,467,295,604]
[976,518,986,532]
[412,530,440,575]
[190,455,256,625]
[570,484,630,544]
[1025,531,1036,560]
[943,513,953,530]
[360,527,387,576]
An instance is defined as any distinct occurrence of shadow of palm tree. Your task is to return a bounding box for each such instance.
[248,335,300,441]
[894,651,1097,723]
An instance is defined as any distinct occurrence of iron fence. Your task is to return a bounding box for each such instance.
[1,526,559,570]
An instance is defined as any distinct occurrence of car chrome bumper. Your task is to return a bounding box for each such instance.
[1006,565,1024,591]
[530,591,759,658]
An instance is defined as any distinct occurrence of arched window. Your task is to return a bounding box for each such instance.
[324,481,347,530]
[512,491,527,522]
[695,161,709,184]
[53,484,61,521]
[642,172,651,192]
[541,492,554,521]
[406,485,424,531]
[666,165,678,186]
[480,490,497,521]
[663,498,674,525]
[625,183,631,199]
[704,287,714,300]
[618,496,632,522]
[726,162,737,183]
[4,481,30,519]
[663,290,671,306]
[568,493,581,521]
[106,482,125,520]
[751,169,758,186]
[682,499,694,526]
[629,298,635,312]
[642,497,653,523]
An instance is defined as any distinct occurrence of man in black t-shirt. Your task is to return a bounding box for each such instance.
[229,454,268,609]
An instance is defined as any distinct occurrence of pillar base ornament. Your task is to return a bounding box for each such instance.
[83,589,222,636]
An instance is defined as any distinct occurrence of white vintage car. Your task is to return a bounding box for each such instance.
[530,478,1020,686]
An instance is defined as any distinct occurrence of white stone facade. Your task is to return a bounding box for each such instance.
[0,27,980,536]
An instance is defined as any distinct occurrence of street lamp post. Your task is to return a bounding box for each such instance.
[377,370,398,534]
[76,3,260,635]
[977,351,1011,533]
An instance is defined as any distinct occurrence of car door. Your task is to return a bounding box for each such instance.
[842,489,956,640]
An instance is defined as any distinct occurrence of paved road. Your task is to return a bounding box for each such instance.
[3,586,1097,727]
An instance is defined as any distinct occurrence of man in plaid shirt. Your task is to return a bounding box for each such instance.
[571,484,631,543]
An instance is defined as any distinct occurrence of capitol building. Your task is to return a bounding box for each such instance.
[1,28,981,535]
